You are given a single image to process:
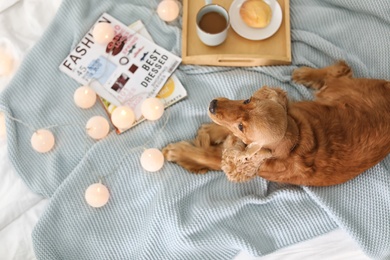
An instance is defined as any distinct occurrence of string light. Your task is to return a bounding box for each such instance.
[4,96,171,207]
[74,85,97,109]
[140,148,165,172]
[111,106,135,129]
[141,97,165,121]
[3,6,182,207]
[85,181,110,208]
[31,129,55,153]
[157,0,181,22]
[86,116,110,139]
[92,23,115,45]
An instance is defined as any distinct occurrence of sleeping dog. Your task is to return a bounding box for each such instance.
[163,61,390,186]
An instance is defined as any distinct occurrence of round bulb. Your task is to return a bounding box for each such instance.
[111,106,135,129]
[140,148,164,172]
[86,116,110,139]
[141,98,164,121]
[157,0,180,22]
[74,85,97,109]
[85,183,110,208]
[0,49,14,76]
[92,23,115,45]
[31,129,55,153]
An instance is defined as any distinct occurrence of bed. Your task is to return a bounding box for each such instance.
[0,0,388,259]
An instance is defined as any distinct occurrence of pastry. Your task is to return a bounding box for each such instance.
[239,0,272,28]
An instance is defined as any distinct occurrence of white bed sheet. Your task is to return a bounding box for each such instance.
[0,1,369,259]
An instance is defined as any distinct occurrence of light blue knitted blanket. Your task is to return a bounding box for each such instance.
[1,0,389,259]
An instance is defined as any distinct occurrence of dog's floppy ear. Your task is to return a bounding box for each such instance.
[253,86,288,110]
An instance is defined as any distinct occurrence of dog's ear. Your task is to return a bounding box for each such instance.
[253,86,288,110]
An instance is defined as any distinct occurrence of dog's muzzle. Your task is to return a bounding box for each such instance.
[209,99,217,114]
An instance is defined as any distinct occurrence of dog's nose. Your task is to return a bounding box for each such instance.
[209,99,218,114]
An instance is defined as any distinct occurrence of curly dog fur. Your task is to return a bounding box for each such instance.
[163,61,390,186]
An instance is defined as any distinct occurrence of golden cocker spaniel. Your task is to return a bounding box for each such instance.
[163,61,390,186]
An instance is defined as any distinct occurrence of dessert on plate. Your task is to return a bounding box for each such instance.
[239,0,272,28]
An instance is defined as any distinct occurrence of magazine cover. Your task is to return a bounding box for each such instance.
[100,20,187,134]
[59,13,182,120]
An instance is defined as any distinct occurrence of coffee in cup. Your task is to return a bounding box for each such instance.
[196,4,230,46]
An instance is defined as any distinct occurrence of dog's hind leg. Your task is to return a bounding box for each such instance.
[292,60,352,90]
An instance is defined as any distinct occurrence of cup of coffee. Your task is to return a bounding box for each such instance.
[196,3,230,46]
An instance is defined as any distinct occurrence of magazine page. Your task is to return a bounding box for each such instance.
[99,20,187,134]
[59,13,182,120]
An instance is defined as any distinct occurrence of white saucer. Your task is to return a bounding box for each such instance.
[229,0,283,40]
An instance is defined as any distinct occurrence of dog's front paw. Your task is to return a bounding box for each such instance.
[223,135,245,151]
[194,123,230,148]
[162,142,209,174]
[252,148,272,162]
[163,142,188,162]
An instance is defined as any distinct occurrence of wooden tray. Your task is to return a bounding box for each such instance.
[181,0,291,67]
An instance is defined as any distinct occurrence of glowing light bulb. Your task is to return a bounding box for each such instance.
[0,49,14,77]
[92,23,115,45]
[111,106,135,129]
[85,182,110,208]
[31,129,55,153]
[74,85,97,109]
[140,148,164,172]
[157,0,181,22]
[86,116,110,139]
[141,98,164,121]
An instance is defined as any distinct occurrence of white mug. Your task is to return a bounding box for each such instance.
[196,3,230,46]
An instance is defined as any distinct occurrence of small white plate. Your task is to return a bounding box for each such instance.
[229,0,283,40]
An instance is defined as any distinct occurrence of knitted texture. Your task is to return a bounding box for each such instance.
[0,0,389,259]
